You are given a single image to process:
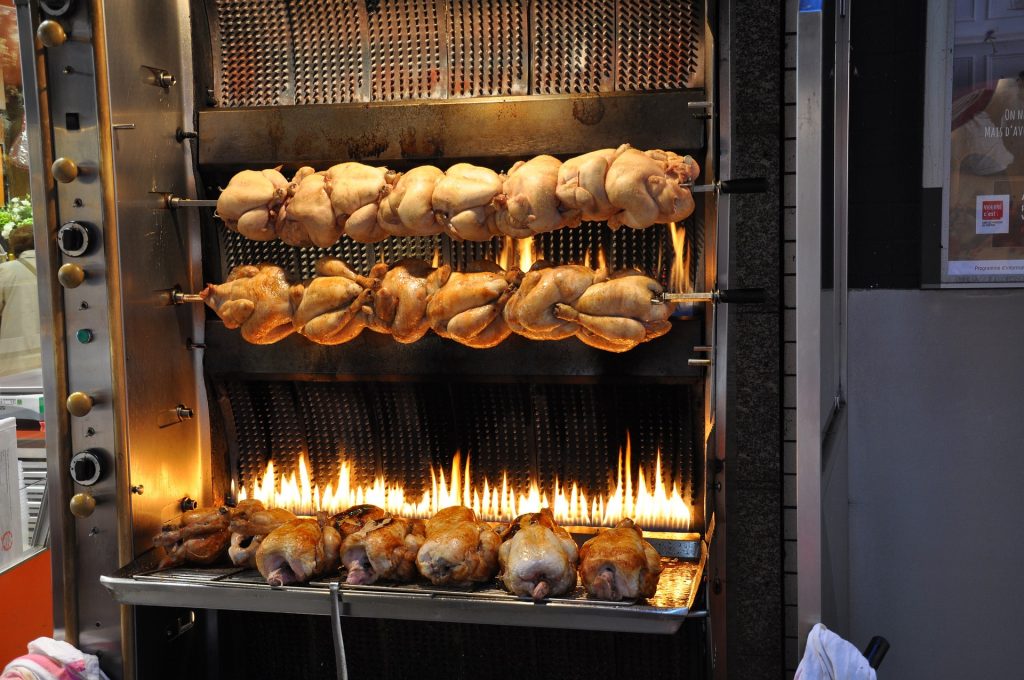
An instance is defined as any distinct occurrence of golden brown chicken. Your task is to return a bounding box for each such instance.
[290,257,381,346]
[255,516,341,587]
[416,506,501,586]
[578,518,663,601]
[202,264,296,344]
[226,500,297,569]
[504,263,594,341]
[426,262,517,349]
[341,515,427,585]
[498,509,579,600]
[370,259,451,343]
[215,168,289,241]
[153,506,231,569]
[553,269,676,352]
[331,504,389,538]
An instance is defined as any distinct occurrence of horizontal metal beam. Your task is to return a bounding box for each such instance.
[198,91,707,167]
[203,319,705,383]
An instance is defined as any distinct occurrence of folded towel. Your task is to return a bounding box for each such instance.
[1,638,109,680]
[795,623,877,680]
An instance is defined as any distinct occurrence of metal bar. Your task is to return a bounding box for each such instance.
[197,91,708,166]
[329,583,348,680]
[167,197,219,208]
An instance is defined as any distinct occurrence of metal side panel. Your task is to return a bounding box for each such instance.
[196,91,708,166]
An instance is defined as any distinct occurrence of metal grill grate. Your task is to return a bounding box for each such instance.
[616,0,703,91]
[531,0,615,94]
[217,379,700,525]
[208,0,702,106]
[449,0,528,97]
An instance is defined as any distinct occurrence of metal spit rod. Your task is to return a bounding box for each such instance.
[653,288,767,305]
[329,582,349,680]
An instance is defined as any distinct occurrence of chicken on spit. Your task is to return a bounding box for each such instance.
[605,145,697,229]
[215,168,290,242]
[504,263,594,341]
[553,269,676,352]
[153,506,231,569]
[426,261,518,349]
[554,148,620,223]
[495,155,573,237]
[226,500,297,569]
[325,162,399,243]
[281,168,338,247]
[201,264,296,344]
[341,515,427,585]
[578,518,663,601]
[370,259,451,343]
[432,163,503,241]
[498,508,579,600]
[416,506,501,586]
[290,257,380,345]
[378,165,445,237]
[255,516,341,587]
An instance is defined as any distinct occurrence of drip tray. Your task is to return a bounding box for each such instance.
[102,540,705,635]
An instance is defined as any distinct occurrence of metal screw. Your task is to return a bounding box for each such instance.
[73,198,83,207]
[85,427,95,437]
[180,497,198,512]
[186,338,206,351]
[176,406,194,420]
[79,301,89,310]
[131,485,144,495]
[157,70,176,88]
[88,527,99,536]
[175,128,198,143]
[62,65,73,75]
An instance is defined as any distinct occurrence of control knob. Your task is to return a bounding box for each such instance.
[66,391,94,417]
[51,157,79,183]
[69,493,96,519]
[36,20,67,47]
[69,450,102,486]
[57,221,92,257]
[57,263,86,288]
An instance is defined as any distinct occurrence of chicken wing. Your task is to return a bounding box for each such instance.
[341,516,427,585]
[498,508,579,600]
[202,264,296,344]
[578,518,663,601]
[255,517,342,587]
[416,506,501,586]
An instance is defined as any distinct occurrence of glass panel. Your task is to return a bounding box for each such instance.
[947,1,1024,281]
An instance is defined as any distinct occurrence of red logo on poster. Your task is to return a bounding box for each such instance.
[982,200,1004,220]
[1,531,12,551]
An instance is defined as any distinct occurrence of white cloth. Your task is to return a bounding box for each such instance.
[1,636,109,680]
[0,250,41,376]
[795,624,877,680]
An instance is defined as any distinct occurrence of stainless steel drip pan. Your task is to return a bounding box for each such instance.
[102,537,705,634]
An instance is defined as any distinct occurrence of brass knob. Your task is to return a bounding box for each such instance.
[37,20,67,48]
[70,492,97,518]
[51,157,79,183]
[66,391,95,417]
[58,263,86,288]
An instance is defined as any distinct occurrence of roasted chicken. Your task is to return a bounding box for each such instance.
[498,508,579,600]
[290,257,380,345]
[578,518,663,601]
[255,516,341,587]
[426,262,517,348]
[504,263,594,341]
[216,168,289,241]
[553,269,675,352]
[495,155,571,237]
[216,148,697,246]
[201,264,295,344]
[416,506,501,586]
[153,506,231,569]
[341,515,427,585]
[331,504,389,538]
[226,500,297,569]
[370,259,451,343]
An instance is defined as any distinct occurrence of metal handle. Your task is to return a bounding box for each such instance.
[717,288,767,304]
[166,196,218,209]
[719,178,768,194]
[863,636,890,669]
[329,583,349,680]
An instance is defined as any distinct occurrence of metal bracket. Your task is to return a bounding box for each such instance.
[329,582,349,680]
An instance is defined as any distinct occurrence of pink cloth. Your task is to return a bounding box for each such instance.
[1,638,108,680]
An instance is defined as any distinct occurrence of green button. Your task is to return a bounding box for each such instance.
[76,328,94,344]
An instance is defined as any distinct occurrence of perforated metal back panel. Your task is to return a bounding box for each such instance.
[216,219,698,291]
[207,0,702,106]
[216,379,701,527]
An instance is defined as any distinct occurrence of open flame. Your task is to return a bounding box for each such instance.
[237,435,691,530]
[668,222,692,293]
[496,236,538,272]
